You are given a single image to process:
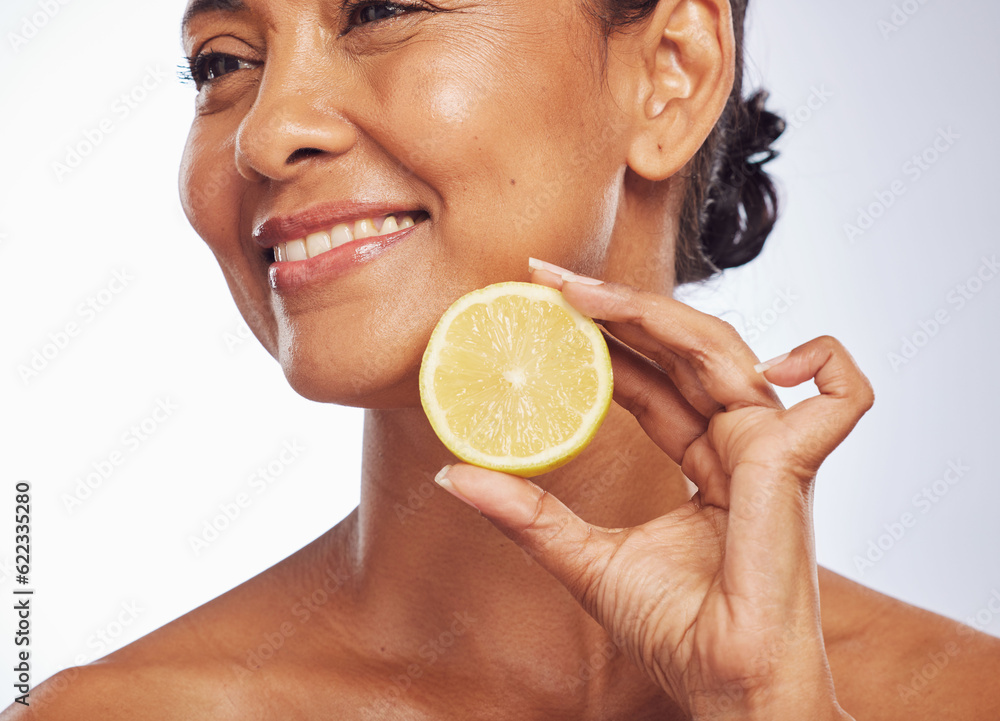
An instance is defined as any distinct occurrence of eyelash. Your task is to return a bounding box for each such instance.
[180,53,257,89]
[341,0,427,32]
[180,1,427,88]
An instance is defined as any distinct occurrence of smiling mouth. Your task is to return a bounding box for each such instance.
[269,211,429,263]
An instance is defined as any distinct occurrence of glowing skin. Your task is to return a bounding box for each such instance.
[16,1,1000,719]
[170,0,722,713]
[178,0,638,409]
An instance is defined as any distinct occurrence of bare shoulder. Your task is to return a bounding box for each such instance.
[819,567,1000,719]
[1,518,371,720]
[0,589,290,721]
[1,651,414,721]
[0,662,245,721]
[1,639,380,721]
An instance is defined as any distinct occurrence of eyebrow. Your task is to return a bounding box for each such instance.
[182,0,247,30]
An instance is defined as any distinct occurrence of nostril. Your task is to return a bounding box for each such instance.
[286,147,324,164]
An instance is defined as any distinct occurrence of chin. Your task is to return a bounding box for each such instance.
[278,340,423,409]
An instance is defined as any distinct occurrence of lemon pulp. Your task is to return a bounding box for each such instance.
[419,281,613,476]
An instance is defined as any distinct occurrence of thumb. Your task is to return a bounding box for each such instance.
[434,463,616,601]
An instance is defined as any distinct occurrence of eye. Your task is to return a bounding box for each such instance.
[344,1,424,31]
[186,52,258,89]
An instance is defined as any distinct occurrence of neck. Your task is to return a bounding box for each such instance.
[331,176,687,715]
[342,401,692,715]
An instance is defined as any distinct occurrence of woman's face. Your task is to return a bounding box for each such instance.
[180,0,639,407]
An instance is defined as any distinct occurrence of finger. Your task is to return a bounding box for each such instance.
[433,463,618,609]
[721,336,875,601]
[558,278,782,411]
[528,261,769,415]
[529,263,723,428]
[527,257,604,290]
[527,264,566,290]
[604,330,714,463]
[603,320,724,419]
[757,335,875,468]
[680,434,731,509]
[605,330,731,506]
[530,260,722,458]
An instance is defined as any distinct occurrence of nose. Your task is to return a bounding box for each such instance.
[234,47,358,182]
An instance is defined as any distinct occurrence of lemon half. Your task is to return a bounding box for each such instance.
[419,281,613,476]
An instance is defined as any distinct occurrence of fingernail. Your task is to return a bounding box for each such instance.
[528,257,604,285]
[434,464,479,509]
[561,272,604,286]
[528,257,571,275]
[754,351,790,374]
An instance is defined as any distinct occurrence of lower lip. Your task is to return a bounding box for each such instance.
[267,222,422,293]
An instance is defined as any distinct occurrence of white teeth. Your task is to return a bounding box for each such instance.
[380,215,399,234]
[285,239,307,262]
[272,212,424,262]
[329,223,353,248]
[354,218,377,240]
[306,231,332,257]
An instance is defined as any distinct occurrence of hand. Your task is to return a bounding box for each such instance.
[432,264,872,720]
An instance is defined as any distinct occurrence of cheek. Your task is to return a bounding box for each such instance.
[374,53,500,196]
[179,121,244,256]
[179,120,280,354]
[371,20,625,273]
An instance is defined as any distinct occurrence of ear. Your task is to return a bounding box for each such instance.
[614,0,736,181]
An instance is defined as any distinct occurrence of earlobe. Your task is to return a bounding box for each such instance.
[624,0,735,182]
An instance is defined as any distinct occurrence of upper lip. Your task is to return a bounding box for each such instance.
[252,200,424,249]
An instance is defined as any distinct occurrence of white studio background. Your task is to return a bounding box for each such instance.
[1,0,998,693]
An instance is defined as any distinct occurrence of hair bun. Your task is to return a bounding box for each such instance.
[698,89,786,274]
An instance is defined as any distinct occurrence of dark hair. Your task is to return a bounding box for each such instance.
[588,0,785,284]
